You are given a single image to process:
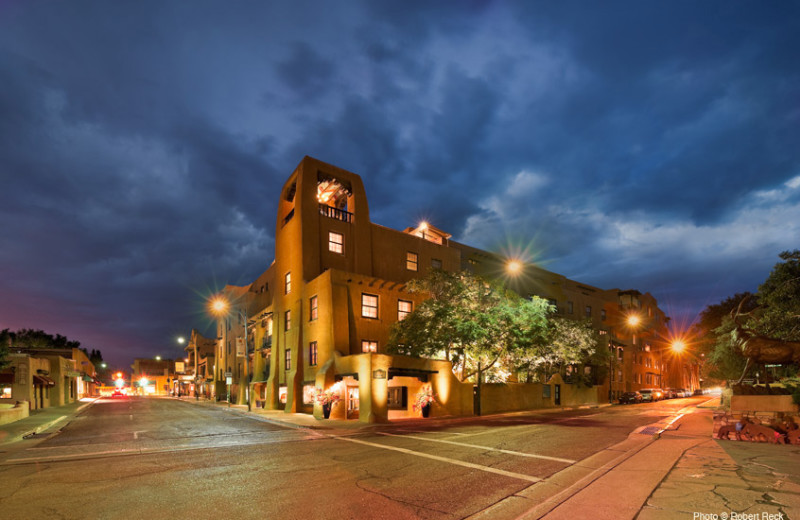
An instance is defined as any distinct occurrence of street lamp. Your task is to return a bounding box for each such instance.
[506,259,523,276]
[209,295,251,411]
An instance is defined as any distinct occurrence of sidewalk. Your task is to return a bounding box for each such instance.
[0,398,96,446]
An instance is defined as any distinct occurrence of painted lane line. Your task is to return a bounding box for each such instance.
[376,432,576,464]
[396,429,470,436]
[334,435,540,483]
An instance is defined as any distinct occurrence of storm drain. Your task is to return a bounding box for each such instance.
[639,426,660,436]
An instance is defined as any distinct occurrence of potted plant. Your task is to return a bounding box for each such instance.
[413,384,435,418]
[315,387,341,419]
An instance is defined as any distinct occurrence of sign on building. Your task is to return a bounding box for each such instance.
[236,337,245,357]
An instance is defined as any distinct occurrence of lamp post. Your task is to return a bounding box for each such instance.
[210,295,251,411]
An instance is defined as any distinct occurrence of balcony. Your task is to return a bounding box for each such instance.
[319,203,353,223]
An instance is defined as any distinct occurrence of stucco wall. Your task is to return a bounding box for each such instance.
[731,395,799,413]
[480,374,600,415]
[0,401,29,425]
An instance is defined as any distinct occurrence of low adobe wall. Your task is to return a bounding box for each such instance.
[731,395,799,413]
[480,375,600,415]
[0,401,30,425]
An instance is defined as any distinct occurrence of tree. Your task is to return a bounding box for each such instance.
[0,329,11,370]
[387,269,605,385]
[693,293,757,383]
[756,250,800,341]
[387,270,553,383]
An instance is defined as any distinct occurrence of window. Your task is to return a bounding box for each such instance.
[601,309,607,321]
[310,296,318,321]
[406,252,418,271]
[361,340,378,353]
[361,293,378,319]
[397,300,413,321]
[285,310,291,331]
[309,341,318,366]
[387,387,408,410]
[645,357,652,368]
[1,387,10,399]
[548,298,557,308]
[285,272,291,294]
[646,373,653,385]
[328,231,344,254]
[285,349,291,371]
[431,258,442,269]
[585,305,592,318]
[567,301,574,314]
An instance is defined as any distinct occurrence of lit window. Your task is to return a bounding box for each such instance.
[285,349,291,371]
[398,300,412,321]
[1,387,11,399]
[310,296,318,321]
[361,340,378,353]
[309,341,318,366]
[431,258,442,269]
[361,293,378,319]
[406,252,418,271]
[328,231,344,254]
[285,310,291,331]
[285,272,291,294]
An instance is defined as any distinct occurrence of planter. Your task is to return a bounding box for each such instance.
[322,403,332,419]
[421,404,430,418]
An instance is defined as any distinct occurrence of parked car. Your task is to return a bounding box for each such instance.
[618,391,643,404]
[693,388,705,396]
[676,388,688,398]
[639,388,661,402]
[662,388,677,399]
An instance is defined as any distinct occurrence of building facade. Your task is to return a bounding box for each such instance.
[211,156,689,422]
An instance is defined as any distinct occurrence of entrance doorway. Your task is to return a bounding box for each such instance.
[554,384,561,405]
[347,386,359,420]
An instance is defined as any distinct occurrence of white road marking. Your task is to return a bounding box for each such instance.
[376,432,576,464]
[334,435,541,483]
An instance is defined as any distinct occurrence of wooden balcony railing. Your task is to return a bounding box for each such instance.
[319,203,353,223]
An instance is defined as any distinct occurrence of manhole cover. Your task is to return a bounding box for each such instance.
[639,426,660,435]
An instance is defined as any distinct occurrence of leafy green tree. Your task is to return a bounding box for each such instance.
[693,293,757,382]
[387,269,603,385]
[756,250,800,341]
[0,329,11,370]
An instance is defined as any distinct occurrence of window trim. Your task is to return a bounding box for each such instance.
[309,341,318,366]
[361,293,379,319]
[406,251,418,271]
[328,231,344,254]
[361,340,378,353]
[397,299,413,321]
[309,295,318,321]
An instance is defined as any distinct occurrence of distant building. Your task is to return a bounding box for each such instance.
[211,157,691,422]
[131,358,174,396]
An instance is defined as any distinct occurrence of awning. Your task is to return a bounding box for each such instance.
[82,375,94,382]
[33,375,56,387]
[0,373,14,384]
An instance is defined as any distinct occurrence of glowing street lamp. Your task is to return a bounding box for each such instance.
[671,339,686,353]
[209,294,251,411]
[626,314,641,327]
[506,259,523,276]
[177,336,185,345]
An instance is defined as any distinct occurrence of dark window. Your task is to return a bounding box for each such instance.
[431,258,442,269]
[310,296,318,321]
[601,309,607,321]
[567,301,574,314]
[387,387,408,410]
[361,293,378,319]
[309,342,318,366]
[585,305,592,318]
[285,349,291,371]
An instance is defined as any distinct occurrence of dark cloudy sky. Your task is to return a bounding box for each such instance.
[1,2,798,368]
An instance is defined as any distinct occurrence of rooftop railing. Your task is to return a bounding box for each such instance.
[319,203,353,223]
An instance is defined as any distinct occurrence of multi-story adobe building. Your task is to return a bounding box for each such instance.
[185,329,216,398]
[211,156,690,423]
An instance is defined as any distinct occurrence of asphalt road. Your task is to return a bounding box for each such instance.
[0,395,707,519]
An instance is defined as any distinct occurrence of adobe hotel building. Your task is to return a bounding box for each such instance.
[212,156,692,423]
